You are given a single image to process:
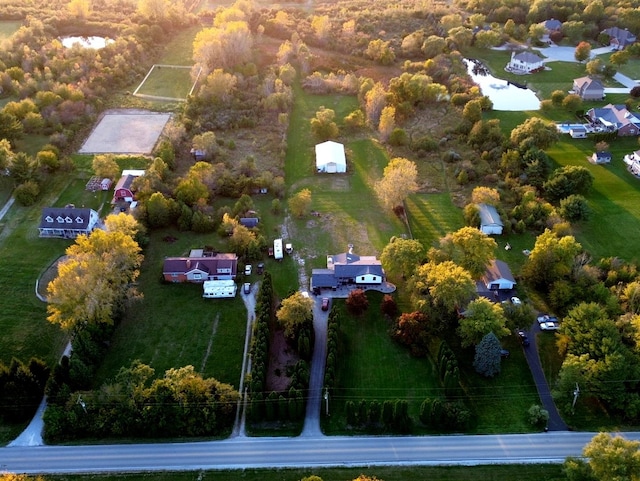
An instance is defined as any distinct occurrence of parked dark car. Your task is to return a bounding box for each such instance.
[321,297,330,311]
[257,262,265,274]
[517,330,530,347]
[500,349,510,359]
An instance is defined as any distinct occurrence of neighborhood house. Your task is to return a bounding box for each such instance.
[572,76,605,101]
[477,203,503,235]
[602,26,637,49]
[38,207,100,239]
[112,170,145,204]
[163,250,238,283]
[506,51,544,74]
[311,245,385,292]
[590,151,612,165]
[587,104,640,136]
[315,140,346,173]
[476,259,517,301]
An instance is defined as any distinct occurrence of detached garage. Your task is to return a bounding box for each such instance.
[477,203,503,235]
[315,141,346,173]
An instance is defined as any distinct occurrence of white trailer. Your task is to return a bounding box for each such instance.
[274,238,283,260]
[203,280,237,298]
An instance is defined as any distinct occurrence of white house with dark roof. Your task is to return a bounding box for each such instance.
[38,207,100,239]
[311,246,384,291]
[507,51,544,73]
[482,259,516,291]
[477,203,503,235]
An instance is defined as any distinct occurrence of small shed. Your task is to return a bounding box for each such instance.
[477,203,503,235]
[591,151,612,164]
[100,178,112,190]
[315,141,346,173]
[569,126,587,139]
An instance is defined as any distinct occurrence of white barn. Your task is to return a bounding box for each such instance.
[203,280,237,298]
[315,141,346,173]
[477,203,503,235]
[482,259,516,291]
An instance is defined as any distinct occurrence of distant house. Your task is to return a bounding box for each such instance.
[477,203,503,235]
[602,26,637,49]
[539,18,562,42]
[590,151,612,164]
[38,207,100,239]
[570,126,588,139]
[311,246,384,291]
[587,104,640,136]
[315,141,346,173]
[623,149,640,176]
[163,251,238,283]
[239,217,259,228]
[573,76,605,101]
[482,259,516,291]
[507,51,544,73]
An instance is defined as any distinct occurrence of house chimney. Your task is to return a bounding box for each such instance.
[186,259,191,269]
[348,243,354,254]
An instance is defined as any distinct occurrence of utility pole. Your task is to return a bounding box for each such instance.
[324,387,329,416]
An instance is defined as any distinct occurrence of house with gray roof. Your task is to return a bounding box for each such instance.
[587,104,640,136]
[311,246,384,291]
[507,51,544,73]
[602,26,637,49]
[163,252,238,283]
[479,259,516,295]
[573,76,605,101]
[38,207,100,239]
[477,203,503,235]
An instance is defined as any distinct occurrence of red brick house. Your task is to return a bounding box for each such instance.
[163,252,238,283]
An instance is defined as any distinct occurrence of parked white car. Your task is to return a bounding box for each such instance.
[540,321,560,331]
[537,314,559,324]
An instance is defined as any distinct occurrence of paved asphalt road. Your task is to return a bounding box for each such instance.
[4,431,640,474]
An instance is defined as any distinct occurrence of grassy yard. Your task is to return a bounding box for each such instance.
[546,137,640,261]
[323,293,442,434]
[405,193,465,250]
[94,229,249,387]
[47,464,566,481]
[0,20,21,39]
[136,66,195,99]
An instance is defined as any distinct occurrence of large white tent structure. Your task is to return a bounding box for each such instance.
[315,141,346,173]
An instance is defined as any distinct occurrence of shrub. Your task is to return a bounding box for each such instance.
[14,180,40,206]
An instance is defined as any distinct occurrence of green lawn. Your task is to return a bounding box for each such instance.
[405,193,465,251]
[136,66,195,99]
[546,138,640,261]
[0,20,21,39]
[94,229,249,387]
[159,26,201,65]
[47,464,566,481]
[323,293,442,434]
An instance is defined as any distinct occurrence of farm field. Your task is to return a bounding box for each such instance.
[0,20,21,39]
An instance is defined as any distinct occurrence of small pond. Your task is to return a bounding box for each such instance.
[464,59,540,111]
[60,36,113,49]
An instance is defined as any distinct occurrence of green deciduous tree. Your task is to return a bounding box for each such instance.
[459,298,509,348]
[522,230,582,291]
[564,432,640,481]
[374,157,418,211]
[276,291,314,339]
[288,188,312,218]
[380,236,425,279]
[310,107,338,141]
[412,261,476,315]
[510,117,559,150]
[92,154,120,181]
[432,227,497,278]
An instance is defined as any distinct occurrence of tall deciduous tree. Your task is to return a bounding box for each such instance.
[510,117,559,150]
[276,291,314,339]
[522,230,581,290]
[92,154,120,181]
[433,227,497,278]
[310,107,338,141]
[412,261,476,315]
[193,21,253,73]
[564,432,640,481]
[47,230,143,331]
[288,188,312,218]
[380,237,425,279]
[458,298,509,348]
[574,41,592,62]
[375,157,418,211]
[471,186,500,206]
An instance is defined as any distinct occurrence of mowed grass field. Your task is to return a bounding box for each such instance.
[136,66,195,99]
[0,20,21,39]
